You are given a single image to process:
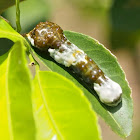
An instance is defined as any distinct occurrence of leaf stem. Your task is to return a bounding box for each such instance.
[15,0,21,32]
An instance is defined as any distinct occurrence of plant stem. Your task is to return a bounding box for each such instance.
[15,0,21,32]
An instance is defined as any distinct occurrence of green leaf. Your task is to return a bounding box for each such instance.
[32,76,56,140]
[0,17,29,51]
[32,71,101,140]
[0,16,23,41]
[0,53,9,139]
[0,41,36,139]
[32,31,133,137]
[0,0,24,14]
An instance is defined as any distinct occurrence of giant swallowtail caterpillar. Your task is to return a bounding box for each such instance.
[27,21,122,106]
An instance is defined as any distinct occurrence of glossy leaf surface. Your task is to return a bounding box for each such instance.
[32,71,101,140]
[0,41,35,139]
[0,53,9,139]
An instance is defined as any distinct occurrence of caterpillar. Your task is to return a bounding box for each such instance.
[27,21,122,106]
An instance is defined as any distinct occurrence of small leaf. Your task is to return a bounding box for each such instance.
[0,41,36,139]
[32,31,133,137]
[32,71,101,140]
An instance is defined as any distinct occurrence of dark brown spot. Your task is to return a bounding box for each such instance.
[59,47,65,53]
[67,41,71,45]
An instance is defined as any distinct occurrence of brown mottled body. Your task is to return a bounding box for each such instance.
[27,21,107,85]
[72,56,106,85]
[27,21,122,106]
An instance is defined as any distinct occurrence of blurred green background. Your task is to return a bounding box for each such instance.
[1,0,140,139]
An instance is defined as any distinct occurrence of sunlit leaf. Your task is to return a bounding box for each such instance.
[0,17,29,51]
[0,16,24,42]
[32,71,101,140]
[0,53,9,139]
[0,41,36,140]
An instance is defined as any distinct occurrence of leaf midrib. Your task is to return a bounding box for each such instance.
[37,72,64,140]
[5,48,14,140]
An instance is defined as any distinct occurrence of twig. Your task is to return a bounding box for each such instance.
[15,0,21,32]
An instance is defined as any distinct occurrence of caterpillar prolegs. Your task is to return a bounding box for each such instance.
[27,21,122,106]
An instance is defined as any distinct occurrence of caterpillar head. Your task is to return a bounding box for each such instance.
[26,21,67,50]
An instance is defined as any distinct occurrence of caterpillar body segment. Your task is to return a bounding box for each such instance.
[27,21,122,106]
